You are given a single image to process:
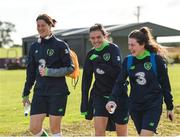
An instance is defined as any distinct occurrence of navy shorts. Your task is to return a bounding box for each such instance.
[30,94,68,116]
[130,106,162,134]
[92,95,129,124]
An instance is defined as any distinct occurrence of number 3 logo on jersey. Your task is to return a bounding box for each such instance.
[135,72,146,85]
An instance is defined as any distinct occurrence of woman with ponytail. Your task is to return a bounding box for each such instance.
[22,14,74,136]
[106,27,174,136]
[81,23,129,136]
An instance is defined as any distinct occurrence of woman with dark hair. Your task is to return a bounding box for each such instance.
[106,27,174,136]
[22,14,74,136]
[81,23,129,136]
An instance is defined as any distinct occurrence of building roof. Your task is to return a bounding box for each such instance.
[22,22,180,40]
[108,22,180,37]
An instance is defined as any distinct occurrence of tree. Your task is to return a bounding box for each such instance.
[0,21,15,48]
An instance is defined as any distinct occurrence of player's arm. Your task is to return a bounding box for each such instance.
[156,55,174,111]
[22,44,37,104]
[39,66,74,77]
[81,52,93,114]
[110,57,129,102]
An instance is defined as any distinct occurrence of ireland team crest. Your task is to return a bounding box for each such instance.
[103,53,111,61]
[144,62,152,70]
[47,49,54,56]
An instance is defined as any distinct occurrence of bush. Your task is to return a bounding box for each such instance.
[168,53,180,64]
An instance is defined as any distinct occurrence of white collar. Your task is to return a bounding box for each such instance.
[37,34,53,43]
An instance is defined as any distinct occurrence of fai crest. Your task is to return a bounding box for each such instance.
[144,62,152,70]
[47,49,54,56]
[103,53,111,61]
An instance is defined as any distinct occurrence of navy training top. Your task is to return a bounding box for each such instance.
[22,35,72,97]
[81,42,123,113]
[111,53,174,111]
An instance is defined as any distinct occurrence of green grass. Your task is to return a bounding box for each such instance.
[168,64,180,104]
[0,65,180,136]
[0,47,22,58]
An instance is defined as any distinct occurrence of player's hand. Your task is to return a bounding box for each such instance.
[106,101,117,114]
[22,97,31,106]
[39,67,46,76]
[167,110,174,122]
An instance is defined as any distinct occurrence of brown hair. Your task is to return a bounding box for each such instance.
[36,14,56,27]
[128,27,167,59]
[89,23,109,36]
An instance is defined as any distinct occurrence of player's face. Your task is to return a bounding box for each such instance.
[37,19,51,38]
[89,30,106,48]
[128,38,145,56]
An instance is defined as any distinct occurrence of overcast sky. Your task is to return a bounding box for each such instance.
[0,0,180,44]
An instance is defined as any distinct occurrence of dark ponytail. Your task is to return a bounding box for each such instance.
[36,14,56,27]
[89,23,109,36]
[129,27,167,59]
